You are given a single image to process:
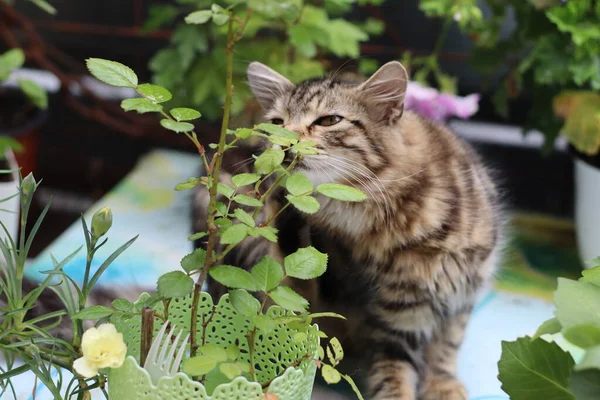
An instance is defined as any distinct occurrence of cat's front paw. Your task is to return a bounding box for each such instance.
[419,375,467,400]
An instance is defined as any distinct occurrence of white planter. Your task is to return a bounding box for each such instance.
[0,150,20,245]
[575,158,600,268]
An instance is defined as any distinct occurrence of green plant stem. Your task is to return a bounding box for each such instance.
[246,331,257,382]
[190,12,238,360]
[252,156,300,219]
[432,14,453,59]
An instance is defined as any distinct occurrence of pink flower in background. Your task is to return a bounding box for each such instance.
[405,81,480,121]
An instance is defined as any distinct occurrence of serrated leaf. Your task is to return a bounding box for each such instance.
[321,364,342,384]
[256,123,299,139]
[188,231,207,241]
[137,83,172,103]
[498,337,575,400]
[287,195,320,214]
[555,278,600,329]
[563,324,600,349]
[111,299,133,312]
[342,374,365,400]
[200,344,228,363]
[269,286,309,312]
[268,135,298,147]
[72,305,113,320]
[236,361,251,373]
[219,362,242,380]
[232,194,263,207]
[157,271,194,298]
[209,265,259,291]
[181,248,207,273]
[212,11,230,26]
[220,224,249,245]
[234,128,253,139]
[581,266,600,287]
[121,98,163,114]
[0,49,25,70]
[293,332,308,342]
[86,58,138,88]
[215,202,228,217]
[284,246,327,280]
[175,177,201,191]
[251,256,284,292]
[328,337,344,365]
[253,226,278,242]
[182,355,217,376]
[234,208,255,227]
[217,183,236,198]
[226,344,240,361]
[254,314,277,333]
[534,317,562,338]
[17,79,48,109]
[309,312,346,320]
[570,369,600,400]
[232,173,260,187]
[229,289,260,317]
[185,9,212,24]
[254,148,285,174]
[292,140,319,155]
[286,173,314,196]
[170,107,201,121]
[161,119,194,133]
[317,183,367,202]
[318,346,325,360]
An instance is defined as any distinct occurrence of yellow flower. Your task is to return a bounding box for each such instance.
[73,323,127,378]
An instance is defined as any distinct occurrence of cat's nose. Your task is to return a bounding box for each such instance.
[284,124,309,139]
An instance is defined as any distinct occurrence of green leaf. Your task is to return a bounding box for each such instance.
[284,246,328,280]
[121,98,163,114]
[321,364,342,384]
[200,344,228,363]
[317,183,367,202]
[267,135,298,147]
[328,337,344,365]
[137,83,172,103]
[236,361,251,373]
[232,194,263,207]
[269,286,309,312]
[570,369,600,400]
[170,107,202,121]
[217,183,236,198]
[211,4,230,26]
[220,224,249,245]
[564,324,600,349]
[253,226,278,242]
[309,312,346,320]
[342,374,365,400]
[219,362,242,380]
[498,337,575,400]
[292,140,319,155]
[254,314,277,333]
[188,231,207,241]
[143,5,179,32]
[555,278,600,329]
[577,346,600,372]
[182,355,217,376]
[185,10,212,24]
[17,79,48,109]
[287,195,320,214]
[72,305,113,320]
[534,317,563,338]
[157,271,194,298]
[181,248,207,273]
[160,119,194,133]
[29,0,57,14]
[232,173,260,187]
[251,256,284,292]
[86,58,138,88]
[234,208,255,227]
[209,265,260,291]
[226,344,240,361]
[175,177,201,191]
[0,49,25,70]
[293,332,308,342]
[111,299,133,312]
[254,148,285,174]
[256,123,299,139]
[286,173,314,196]
[229,289,260,317]
[581,266,600,287]
[232,128,253,139]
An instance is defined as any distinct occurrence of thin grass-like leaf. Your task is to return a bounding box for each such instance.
[24,198,52,257]
[25,309,67,326]
[81,214,91,250]
[86,235,138,293]
[18,352,63,399]
[0,363,29,382]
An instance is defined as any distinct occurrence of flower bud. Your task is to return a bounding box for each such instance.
[91,206,113,239]
[21,172,36,199]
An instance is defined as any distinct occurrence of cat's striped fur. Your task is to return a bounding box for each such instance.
[193,61,502,399]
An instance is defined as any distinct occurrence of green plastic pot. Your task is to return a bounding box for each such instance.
[109,292,319,400]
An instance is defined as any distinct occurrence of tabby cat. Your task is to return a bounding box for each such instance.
[193,61,502,400]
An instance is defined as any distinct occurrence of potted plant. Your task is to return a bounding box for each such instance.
[497,262,600,398]
[430,0,600,266]
[0,2,366,399]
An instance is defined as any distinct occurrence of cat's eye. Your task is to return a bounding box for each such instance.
[313,115,342,127]
[271,118,284,125]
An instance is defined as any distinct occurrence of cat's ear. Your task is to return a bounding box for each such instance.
[247,62,294,110]
[359,61,408,124]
